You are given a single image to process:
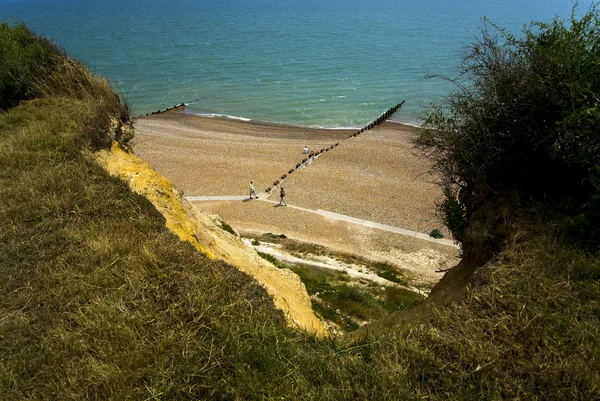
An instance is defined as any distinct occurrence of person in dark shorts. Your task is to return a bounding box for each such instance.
[279,187,287,206]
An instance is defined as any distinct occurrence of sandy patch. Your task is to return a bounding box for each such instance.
[133,113,351,196]
[196,199,457,287]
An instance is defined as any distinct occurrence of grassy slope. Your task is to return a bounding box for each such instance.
[0,98,286,399]
[1,27,599,399]
[2,97,599,401]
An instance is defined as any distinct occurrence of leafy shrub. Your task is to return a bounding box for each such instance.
[0,21,130,149]
[257,251,278,265]
[372,262,406,285]
[0,21,66,110]
[382,287,424,312]
[429,229,444,239]
[415,5,600,251]
[376,270,404,284]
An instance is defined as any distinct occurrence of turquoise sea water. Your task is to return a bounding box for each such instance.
[1,0,594,127]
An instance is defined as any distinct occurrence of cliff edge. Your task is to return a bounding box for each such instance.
[92,141,327,337]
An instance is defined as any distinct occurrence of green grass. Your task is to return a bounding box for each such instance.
[0,21,67,110]
[257,251,277,265]
[394,234,600,399]
[288,264,424,332]
[264,232,287,239]
[429,228,444,239]
[219,220,238,236]
[250,235,412,286]
[372,262,407,285]
[0,97,288,399]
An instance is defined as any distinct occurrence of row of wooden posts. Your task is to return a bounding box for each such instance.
[349,100,405,139]
[265,101,405,193]
[140,100,404,125]
[138,100,202,118]
[137,99,405,192]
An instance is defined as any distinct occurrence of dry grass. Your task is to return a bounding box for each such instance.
[388,231,600,400]
[0,98,287,399]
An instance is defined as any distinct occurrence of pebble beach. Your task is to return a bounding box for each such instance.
[132,110,457,285]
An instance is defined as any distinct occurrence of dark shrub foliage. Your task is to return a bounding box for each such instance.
[0,21,68,110]
[429,228,444,239]
[220,220,237,236]
[0,21,131,150]
[415,5,600,250]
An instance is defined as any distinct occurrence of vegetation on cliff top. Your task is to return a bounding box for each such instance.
[1,13,599,400]
[416,4,600,254]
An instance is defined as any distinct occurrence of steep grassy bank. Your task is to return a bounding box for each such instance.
[0,96,281,398]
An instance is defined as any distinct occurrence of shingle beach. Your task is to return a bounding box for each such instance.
[132,110,457,285]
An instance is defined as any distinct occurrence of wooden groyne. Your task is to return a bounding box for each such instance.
[264,101,405,193]
[350,100,405,138]
[136,99,405,194]
[137,101,191,118]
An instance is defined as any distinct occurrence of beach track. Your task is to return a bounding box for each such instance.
[185,195,457,248]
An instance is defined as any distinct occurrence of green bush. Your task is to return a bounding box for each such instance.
[0,21,130,149]
[0,21,66,110]
[382,287,425,312]
[429,228,444,239]
[415,5,600,251]
[257,251,277,265]
[376,270,404,284]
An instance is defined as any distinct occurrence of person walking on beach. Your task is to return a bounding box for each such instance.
[249,181,257,199]
[279,187,287,206]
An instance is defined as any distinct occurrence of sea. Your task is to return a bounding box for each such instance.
[0,0,594,128]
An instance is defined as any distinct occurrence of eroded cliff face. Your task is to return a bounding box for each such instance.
[92,141,326,337]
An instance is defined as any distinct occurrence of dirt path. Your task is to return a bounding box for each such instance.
[187,195,457,249]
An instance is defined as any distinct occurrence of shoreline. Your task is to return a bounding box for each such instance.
[137,104,423,131]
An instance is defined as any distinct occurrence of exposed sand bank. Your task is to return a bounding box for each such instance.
[92,141,327,336]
